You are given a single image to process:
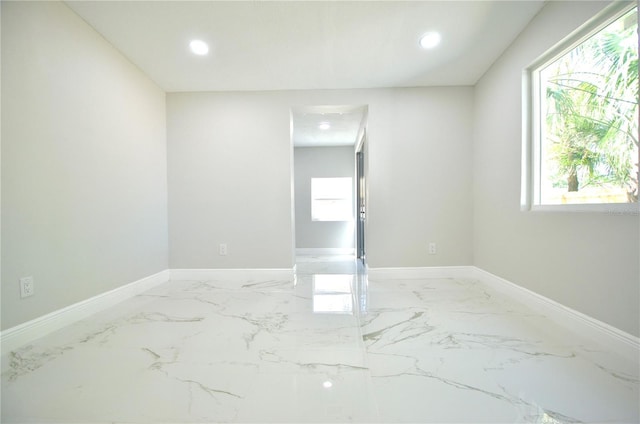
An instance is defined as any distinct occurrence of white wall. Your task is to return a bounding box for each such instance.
[473,0,639,337]
[167,87,474,270]
[294,146,355,250]
[367,88,474,267]
[1,1,168,330]
[167,92,295,269]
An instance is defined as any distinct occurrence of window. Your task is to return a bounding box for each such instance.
[311,177,353,221]
[524,3,638,211]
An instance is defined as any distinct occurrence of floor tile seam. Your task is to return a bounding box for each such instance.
[351,267,386,420]
[352,294,384,420]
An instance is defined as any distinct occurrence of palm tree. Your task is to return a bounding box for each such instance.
[543,7,638,201]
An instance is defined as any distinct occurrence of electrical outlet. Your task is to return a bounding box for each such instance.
[20,277,35,298]
[219,243,228,256]
[428,242,437,255]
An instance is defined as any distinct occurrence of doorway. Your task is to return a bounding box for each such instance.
[290,105,368,261]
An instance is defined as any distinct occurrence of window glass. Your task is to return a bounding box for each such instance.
[530,5,638,207]
[311,177,353,221]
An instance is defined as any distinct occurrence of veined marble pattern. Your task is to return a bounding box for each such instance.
[2,256,638,423]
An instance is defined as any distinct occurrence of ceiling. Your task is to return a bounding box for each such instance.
[65,1,545,93]
[65,1,544,148]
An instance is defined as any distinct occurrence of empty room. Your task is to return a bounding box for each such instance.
[1,1,638,423]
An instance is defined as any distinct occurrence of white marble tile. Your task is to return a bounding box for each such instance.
[2,256,638,423]
[361,276,639,423]
[237,369,379,423]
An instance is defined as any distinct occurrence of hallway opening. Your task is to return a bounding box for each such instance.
[290,105,368,262]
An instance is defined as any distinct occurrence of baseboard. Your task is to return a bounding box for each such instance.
[170,268,295,281]
[471,267,640,362]
[296,248,355,256]
[1,270,170,362]
[367,266,476,280]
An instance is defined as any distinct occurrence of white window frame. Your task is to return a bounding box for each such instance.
[522,1,639,214]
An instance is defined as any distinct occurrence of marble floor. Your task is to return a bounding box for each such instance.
[2,256,638,423]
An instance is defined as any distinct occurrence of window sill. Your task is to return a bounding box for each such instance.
[527,203,639,215]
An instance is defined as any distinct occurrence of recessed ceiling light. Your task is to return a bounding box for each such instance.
[419,32,441,49]
[189,39,209,56]
[319,122,331,130]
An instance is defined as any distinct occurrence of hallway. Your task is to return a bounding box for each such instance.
[2,256,638,423]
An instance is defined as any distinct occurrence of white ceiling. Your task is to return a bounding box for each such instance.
[65,1,544,148]
[65,1,545,93]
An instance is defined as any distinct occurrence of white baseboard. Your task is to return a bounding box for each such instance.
[170,268,295,281]
[472,267,640,363]
[1,270,170,360]
[368,266,476,280]
[296,248,355,256]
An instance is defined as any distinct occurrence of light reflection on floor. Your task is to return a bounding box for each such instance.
[313,274,354,314]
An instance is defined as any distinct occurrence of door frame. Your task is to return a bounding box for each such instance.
[356,138,366,263]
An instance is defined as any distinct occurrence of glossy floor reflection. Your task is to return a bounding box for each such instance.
[2,256,638,423]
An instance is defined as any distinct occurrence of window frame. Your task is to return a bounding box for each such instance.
[522,1,639,214]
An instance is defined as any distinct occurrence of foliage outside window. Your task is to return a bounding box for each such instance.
[311,177,353,221]
[527,4,638,208]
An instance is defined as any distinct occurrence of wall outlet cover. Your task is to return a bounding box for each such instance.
[20,277,35,298]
